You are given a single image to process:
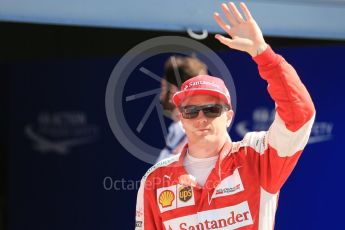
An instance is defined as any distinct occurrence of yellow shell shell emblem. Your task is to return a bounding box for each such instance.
[159,190,175,208]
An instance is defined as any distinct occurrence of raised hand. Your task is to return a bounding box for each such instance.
[214,2,268,57]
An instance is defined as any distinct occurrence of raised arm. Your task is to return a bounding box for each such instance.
[214,2,316,193]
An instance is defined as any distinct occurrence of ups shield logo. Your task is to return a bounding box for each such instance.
[178,186,193,202]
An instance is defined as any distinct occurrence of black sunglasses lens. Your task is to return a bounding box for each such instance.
[180,104,228,119]
[182,108,199,119]
[183,112,198,119]
[180,106,199,119]
[202,105,222,118]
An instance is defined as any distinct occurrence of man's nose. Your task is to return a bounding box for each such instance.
[196,110,208,121]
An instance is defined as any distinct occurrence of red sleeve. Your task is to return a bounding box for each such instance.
[253,46,315,131]
[244,46,316,193]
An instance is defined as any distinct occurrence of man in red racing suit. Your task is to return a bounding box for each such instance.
[135,2,315,230]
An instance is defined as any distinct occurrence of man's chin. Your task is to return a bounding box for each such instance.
[194,133,217,143]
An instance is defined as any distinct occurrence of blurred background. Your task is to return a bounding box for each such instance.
[1,0,345,229]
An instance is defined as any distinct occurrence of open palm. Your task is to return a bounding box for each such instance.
[214,2,267,57]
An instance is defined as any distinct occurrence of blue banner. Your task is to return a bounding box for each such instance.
[4,43,344,229]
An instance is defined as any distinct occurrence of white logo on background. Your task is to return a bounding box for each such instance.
[235,108,333,144]
[25,111,99,154]
[105,36,237,165]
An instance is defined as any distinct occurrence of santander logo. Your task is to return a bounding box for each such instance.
[164,201,253,230]
[179,210,251,230]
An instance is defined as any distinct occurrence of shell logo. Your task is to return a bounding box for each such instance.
[159,190,175,208]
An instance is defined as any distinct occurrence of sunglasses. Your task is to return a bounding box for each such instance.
[179,104,230,119]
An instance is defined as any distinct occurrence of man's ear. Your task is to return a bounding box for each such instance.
[178,112,183,120]
[226,109,234,127]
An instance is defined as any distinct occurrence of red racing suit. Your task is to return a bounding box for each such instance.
[135,46,315,230]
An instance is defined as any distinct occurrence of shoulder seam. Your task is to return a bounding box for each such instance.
[231,131,267,154]
[142,155,180,180]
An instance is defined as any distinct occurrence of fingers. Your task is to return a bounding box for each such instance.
[215,34,234,48]
[228,2,244,23]
[240,2,253,21]
[213,12,231,34]
[221,3,237,26]
[215,2,252,25]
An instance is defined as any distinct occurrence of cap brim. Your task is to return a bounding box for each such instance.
[172,88,230,107]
